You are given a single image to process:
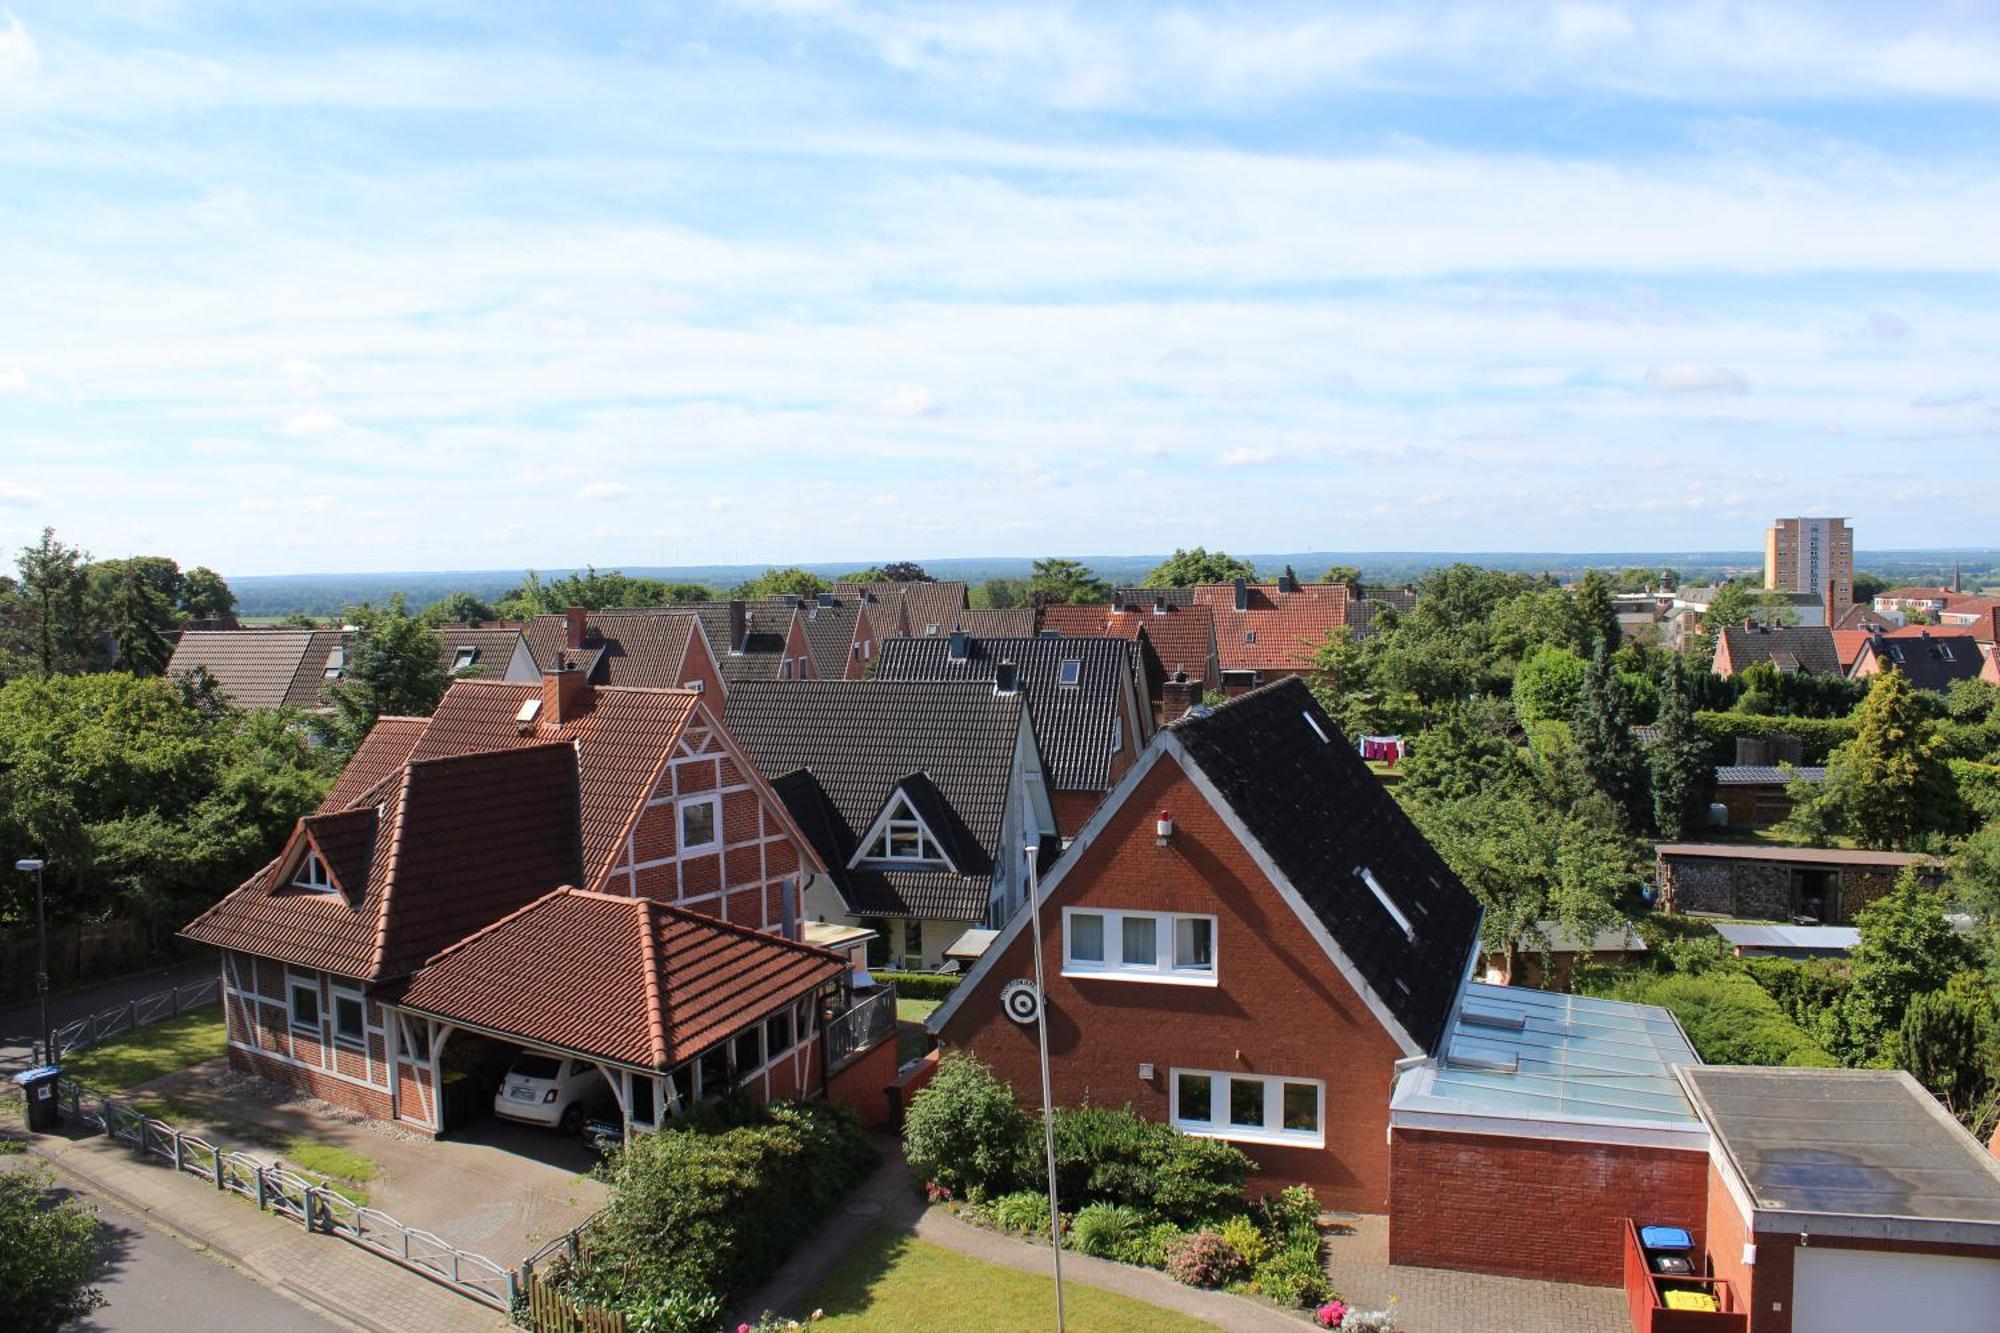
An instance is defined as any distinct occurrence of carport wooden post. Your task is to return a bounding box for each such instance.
[384,1001,401,1123]
[429,1020,456,1132]
[598,1064,632,1136]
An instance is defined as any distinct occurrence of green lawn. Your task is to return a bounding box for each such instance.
[805,1225,1213,1332]
[61,1011,227,1091]
[896,999,939,1063]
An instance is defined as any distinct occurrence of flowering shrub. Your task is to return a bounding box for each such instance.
[1315,1300,1349,1329]
[738,1313,823,1333]
[1337,1304,1398,1331]
[1163,1229,1246,1287]
[923,1180,953,1205]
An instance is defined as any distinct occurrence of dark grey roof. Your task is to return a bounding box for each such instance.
[798,598,864,679]
[1115,586,1194,608]
[1682,1068,2000,1229]
[1721,624,1841,674]
[685,601,798,683]
[1715,766,1826,785]
[1863,631,1986,693]
[433,626,523,681]
[1166,678,1483,1055]
[875,635,1136,793]
[723,681,1026,920]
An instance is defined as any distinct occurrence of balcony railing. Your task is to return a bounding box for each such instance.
[1621,1220,1747,1333]
[825,983,898,1070]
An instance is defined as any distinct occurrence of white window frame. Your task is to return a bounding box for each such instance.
[1109,715,1122,752]
[852,789,953,869]
[682,678,704,693]
[678,795,721,853]
[1058,659,1082,687]
[330,981,367,1050]
[451,646,478,672]
[286,970,322,1037]
[1061,907,1217,985]
[292,850,335,893]
[1170,1068,1325,1149]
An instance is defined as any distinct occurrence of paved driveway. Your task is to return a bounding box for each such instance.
[1322,1214,1626,1333]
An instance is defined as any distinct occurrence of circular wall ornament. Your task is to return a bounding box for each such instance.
[1000,978,1042,1025]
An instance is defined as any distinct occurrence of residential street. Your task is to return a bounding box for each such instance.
[0,957,215,1074]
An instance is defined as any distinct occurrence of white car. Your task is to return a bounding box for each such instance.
[492,1052,608,1133]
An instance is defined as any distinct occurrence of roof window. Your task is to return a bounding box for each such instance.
[1302,711,1329,744]
[452,646,478,672]
[322,646,346,679]
[1244,630,1257,644]
[1058,659,1082,687]
[1357,865,1415,940]
[1460,1006,1527,1032]
[516,697,543,725]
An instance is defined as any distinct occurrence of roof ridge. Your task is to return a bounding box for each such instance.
[634,897,670,1067]
[366,763,419,978]
[401,738,576,774]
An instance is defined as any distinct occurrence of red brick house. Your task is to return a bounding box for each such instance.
[831,580,970,640]
[874,633,1152,838]
[183,670,842,1135]
[1190,576,1349,692]
[931,678,1483,1211]
[687,599,818,683]
[1041,596,1222,719]
[797,593,882,680]
[932,679,1738,1290]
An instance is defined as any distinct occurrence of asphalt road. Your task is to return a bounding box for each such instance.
[10,1165,342,1333]
[0,958,216,1074]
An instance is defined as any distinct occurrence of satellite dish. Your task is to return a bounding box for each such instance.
[1000,978,1041,1025]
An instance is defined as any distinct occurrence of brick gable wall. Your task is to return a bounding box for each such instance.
[939,752,1406,1210]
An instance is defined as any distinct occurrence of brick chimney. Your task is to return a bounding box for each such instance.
[1233,577,1249,612]
[564,606,588,650]
[727,600,747,654]
[1161,669,1196,722]
[542,662,593,724]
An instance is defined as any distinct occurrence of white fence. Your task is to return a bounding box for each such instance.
[57,1079,520,1311]
[43,976,220,1063]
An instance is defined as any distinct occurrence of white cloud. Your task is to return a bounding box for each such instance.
[708,496,732,512]
[1643,363,1750,395]
[0,479,43,506]
[0,11,38,84]
[1859,310,1912,342]
[576,481,633,501]
[1218,447,1275,466]
[281,358,328,389]
[278,410,344,438]
[880,384,943,417]
[1127,442,1169,459]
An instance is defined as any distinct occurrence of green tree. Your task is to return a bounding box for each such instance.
[1396,700,1530,804]
[16,528,93,677]
[1798,670,1958,850]
[1027,557,1110,607]
[319,597,449,751]
[970,578,1028,610]
[1574,569,1621,655]
[1142,547,1256,587]
[103,565,175,675]
[1852,571,1889,606]
[730,567,829,601]
[179,565,237,619]
[1318,564,1363,587]
[421,591,499,626]
[1571,643,1651,832]
[1897,987,1995,1122]
[1845,869,1977,1054]
[1649,658,1712,840]
[0,1162,104,1332]
[1511,645,1588,727]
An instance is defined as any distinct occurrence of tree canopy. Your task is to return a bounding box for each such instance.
[728,567,829,601]
[1027,557,1111,607]
[319,596,450,752]
[1142,547,1255,587]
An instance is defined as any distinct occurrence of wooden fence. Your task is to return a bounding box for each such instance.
[522,1274,627,1333]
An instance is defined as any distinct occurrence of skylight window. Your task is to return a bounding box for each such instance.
[1058,659,1082,687]
[1244,630,1257,643]
[1302,711,1329,743]
[322,646,346,679]
[452,646,478,671]
[516,697,542,724]
[1357,865,1415,940]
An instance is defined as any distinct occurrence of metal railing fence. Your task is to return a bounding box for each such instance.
[42,976,220,1064]
[824,982,898,1068]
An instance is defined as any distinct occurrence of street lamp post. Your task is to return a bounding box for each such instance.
[15,858,49,1065]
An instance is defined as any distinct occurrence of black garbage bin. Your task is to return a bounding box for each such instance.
[14,1065,63,1132]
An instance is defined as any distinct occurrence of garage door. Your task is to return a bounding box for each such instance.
[1793,1246,2000,1333]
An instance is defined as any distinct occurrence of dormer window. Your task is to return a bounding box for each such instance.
[292,851,335,894]
[1058,659,1082,687]
[856,789,950,866]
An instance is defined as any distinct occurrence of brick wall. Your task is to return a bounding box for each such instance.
[825,1034,901,1129]
[228,1043,397,1122]
[1389,1127,1709,1286]
[939,753,1406,1211]
[1049,788,1103,840]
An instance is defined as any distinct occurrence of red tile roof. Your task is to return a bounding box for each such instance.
[409,680,702,890]
[1832,630,1873,671]
[1877,586,1956,602]
[395,888,842,1069]
[1191,583,1349,672]
[316,716,428,814]
[184,743,585,981]
[521,611,704,688]
[1040,601,1220,691]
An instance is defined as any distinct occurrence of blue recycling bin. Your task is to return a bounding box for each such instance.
[14,1064,63,1131]
[1639,1224,1696,1277]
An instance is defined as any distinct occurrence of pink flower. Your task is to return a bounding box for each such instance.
[1315,1300,1349,1329]
[738,1325,752,1332]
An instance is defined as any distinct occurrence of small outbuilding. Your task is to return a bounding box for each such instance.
[1655,843,1938,924]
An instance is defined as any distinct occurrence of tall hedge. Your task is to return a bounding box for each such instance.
[1692,711,1858,767]
[875,971,963,1002]
[1579,968,1838,1067]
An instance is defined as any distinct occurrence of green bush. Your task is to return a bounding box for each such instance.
[1051,1102,1254,1222]
[1251,1247,1331,1308]
[903,1052,1034,1197]
[1164,1229,1246,1287]
[875,972,963,1002]
[1693,711,1858,767]
[562,1100,876,1325]
[1742,957,1851,1030]
[1578,968,1837,1067]
[1949,759,2000,823]
[1114,1221,1186,1268]
[1069,1202,1146,1258]
[1216,1214,1268,1269]
[990,1190,1054,1236]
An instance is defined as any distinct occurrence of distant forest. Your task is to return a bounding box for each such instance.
[226,550,2000,618]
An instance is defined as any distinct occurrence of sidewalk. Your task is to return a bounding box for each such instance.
[24,1126,510,1333]
[743,1137,1306,1332]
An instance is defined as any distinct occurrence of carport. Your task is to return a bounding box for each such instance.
[387,887,846,1138]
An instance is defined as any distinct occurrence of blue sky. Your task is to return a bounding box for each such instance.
[2,2,1998,576]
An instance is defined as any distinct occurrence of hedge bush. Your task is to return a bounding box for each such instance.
[1692,711,1858,766]
[875,971,963,1002]
[903,1052,1036,1196]
[562,1100,877,1331]
[1949,759,2000,824]
[1580,968,1838,1067]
